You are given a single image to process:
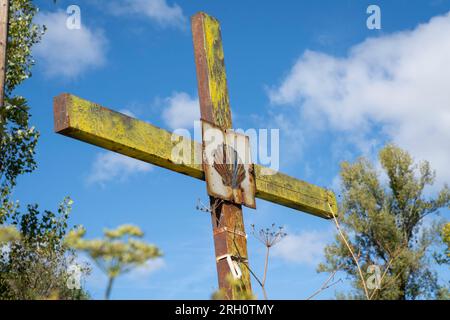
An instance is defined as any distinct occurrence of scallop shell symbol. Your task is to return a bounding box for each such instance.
[212,144,246,189]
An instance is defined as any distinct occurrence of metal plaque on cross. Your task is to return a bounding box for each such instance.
[202,121,256,209]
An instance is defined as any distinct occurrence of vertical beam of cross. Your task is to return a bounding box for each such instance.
[0,0,9,108]
[192,12,253,299]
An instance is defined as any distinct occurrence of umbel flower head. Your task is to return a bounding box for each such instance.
[250,223,287,248]
[65,224,162,278]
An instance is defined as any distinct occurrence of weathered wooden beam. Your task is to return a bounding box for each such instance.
[192,12,252,299]
[54,93,204,179]
[254,166,337,219]
[54,93,337,220]
[192,13,232,130]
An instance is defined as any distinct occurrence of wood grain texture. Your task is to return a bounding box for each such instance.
[192,12,232,129]
[192,12,252,299]
[54,93,203,179]
[53,93,337,219]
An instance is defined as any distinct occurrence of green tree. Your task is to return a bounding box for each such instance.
[0,0,91,300]
[436,222,450,266]
[66,225,162,300]
[318,144,450,300]
[0,0,43,221]
[0,198,90,299]
[443,223,450,258]
[435,222,450,299]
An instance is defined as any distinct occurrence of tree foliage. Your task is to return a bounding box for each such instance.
[0,0,43,221]
[319,144,450,300]
[66,224,162,299]
[0,225,20,243]
[437,223,450,266]
[0,198,90,299]
[0,0,91,300]
[443,223,450,258]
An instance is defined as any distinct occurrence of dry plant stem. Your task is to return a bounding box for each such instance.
[231,222,287,300]
[328,203,370,300]
[368,250,399,300]
[333,215,370,299]
[105,276,115,300]
[261,247,270,300]
[306,268,341,300]
[263,247,269,285]
[231,225,266,299]
[232,231,263,289]
[368,264,389,300]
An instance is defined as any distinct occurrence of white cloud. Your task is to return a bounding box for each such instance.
[34,11,107,78]
[108,0,186,29]
[162,92,200,130]
[87,152,152,185]
[272,230,332,266]
[270,113,306,167]
[269,12,450,187]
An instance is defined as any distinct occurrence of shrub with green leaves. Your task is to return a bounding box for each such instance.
[319,144,450,300]
[0,226,20,243]
[1,0,44,222]
[0,198,90,300]
[0,0,92,300]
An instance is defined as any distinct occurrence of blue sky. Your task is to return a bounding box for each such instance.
[10,0,450,299]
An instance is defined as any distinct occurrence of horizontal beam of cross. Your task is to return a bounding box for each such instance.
[54,93,337,219]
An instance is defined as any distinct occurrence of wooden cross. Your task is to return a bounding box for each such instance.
[53,12,337,299]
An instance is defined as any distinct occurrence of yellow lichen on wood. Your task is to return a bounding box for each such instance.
[202,13,232,129]
[54,93,336,219]
[254,166,336,219]
[54,94,203,180]
[195,12,251,299]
